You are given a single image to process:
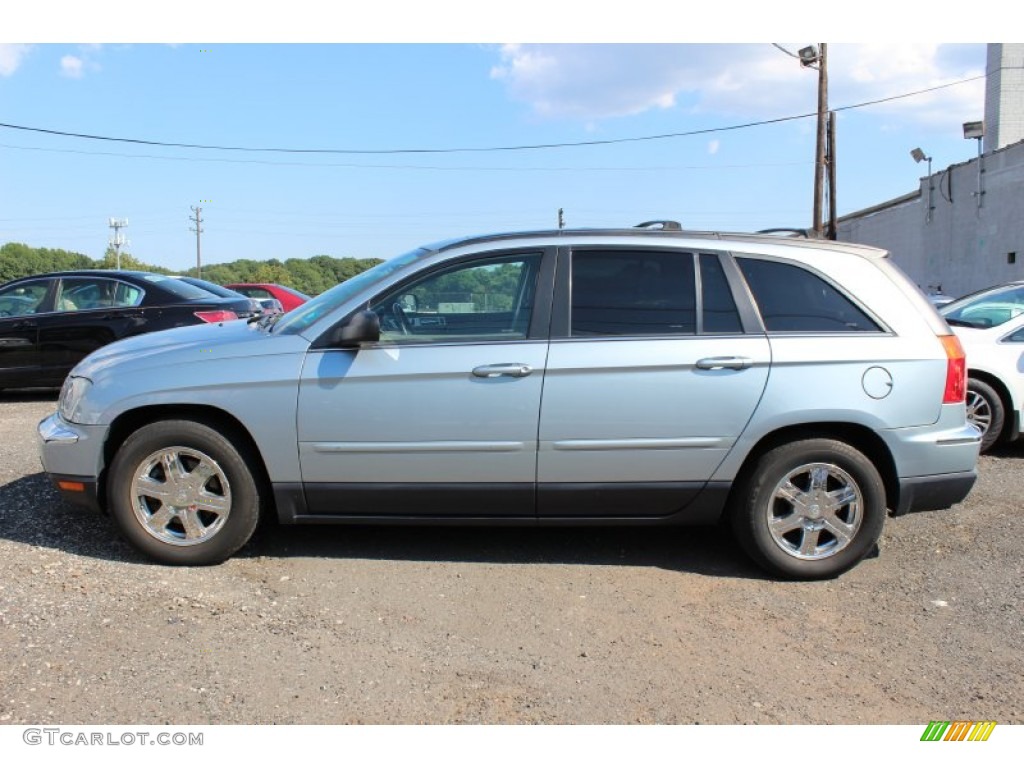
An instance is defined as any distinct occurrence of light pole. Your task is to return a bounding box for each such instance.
[963,121,985,209]
[911,148,933,222]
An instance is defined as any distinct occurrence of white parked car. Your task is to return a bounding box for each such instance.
[941,281,1024,452]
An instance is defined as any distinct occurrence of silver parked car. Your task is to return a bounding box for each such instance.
[38,225,980,579]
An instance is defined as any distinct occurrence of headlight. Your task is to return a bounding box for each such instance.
[58,376,93,422]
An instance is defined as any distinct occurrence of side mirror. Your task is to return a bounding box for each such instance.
[320,310,380,348]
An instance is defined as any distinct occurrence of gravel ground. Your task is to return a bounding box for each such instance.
[0,391,1021,725]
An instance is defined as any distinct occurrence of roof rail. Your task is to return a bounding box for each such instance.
[756,227,821,238]
[634,220,682,231]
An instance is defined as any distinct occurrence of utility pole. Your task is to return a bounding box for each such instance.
[108,218,128,270]
[826,111,837,240]
[189,206,203,279]
[779,43,835,238]
[812,43,828,238]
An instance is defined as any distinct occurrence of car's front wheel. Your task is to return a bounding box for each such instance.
[107,419,261,565]
[965,377,1005,453]
[731,439,887,580]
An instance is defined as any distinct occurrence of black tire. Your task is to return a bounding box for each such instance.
[107,419,261,565]
[966,377,1005,453]
[731,439,887,580]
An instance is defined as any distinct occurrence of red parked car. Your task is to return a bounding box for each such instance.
[223,283,310,312]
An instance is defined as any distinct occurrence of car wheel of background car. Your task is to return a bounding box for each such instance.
[965,377,1005,453]
[107,419,261,565]
[731,439,887,580]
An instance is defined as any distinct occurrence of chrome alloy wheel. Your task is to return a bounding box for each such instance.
[130,447,232,547]
[965,389,993,437]
[766,462,863,561]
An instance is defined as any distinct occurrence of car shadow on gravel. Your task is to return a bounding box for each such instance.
[242,520,766,580]
[986,441,1024,459]
[0,473,148,563]
[0,388,60,403]
[0,473,767,579]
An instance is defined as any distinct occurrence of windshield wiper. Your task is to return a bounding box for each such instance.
[944,318,984,328]
[248,313,280,330]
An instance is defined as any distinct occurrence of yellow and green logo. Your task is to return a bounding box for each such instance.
[921,721,997,741]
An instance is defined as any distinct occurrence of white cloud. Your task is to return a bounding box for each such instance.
[60,54,84,78]
[707,139,720,155]
[490,43,986,131]
[0,44,32,77]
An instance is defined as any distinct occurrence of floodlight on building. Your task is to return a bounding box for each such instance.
[962,121,985,140]
[910,148,929,163]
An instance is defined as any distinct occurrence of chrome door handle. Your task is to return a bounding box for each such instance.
[472,363,533,378]
[695,356,752,371]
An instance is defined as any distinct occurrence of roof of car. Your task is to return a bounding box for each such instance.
[5,269,166,280]
[425,226,889,260]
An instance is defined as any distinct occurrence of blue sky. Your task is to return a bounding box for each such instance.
[0,5,1000,273]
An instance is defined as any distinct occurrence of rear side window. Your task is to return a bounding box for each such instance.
[57,277,144,311]
[571,250,696,336]
[737,257,881,332]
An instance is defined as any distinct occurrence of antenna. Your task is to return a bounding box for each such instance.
[189,206,204,279]
[108,217,129,270]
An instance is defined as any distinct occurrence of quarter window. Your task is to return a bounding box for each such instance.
[737,257,880,333]
[571,250,696,336]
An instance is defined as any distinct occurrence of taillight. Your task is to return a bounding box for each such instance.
[194,310,238,323]
[939,334,966,404]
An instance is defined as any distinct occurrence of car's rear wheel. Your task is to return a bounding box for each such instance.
[107,420,261,565]
[966,377,1004,453]
[731,439,886,580]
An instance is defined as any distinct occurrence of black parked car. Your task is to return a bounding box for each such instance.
[0,270,251,390]
[170,276,264,318]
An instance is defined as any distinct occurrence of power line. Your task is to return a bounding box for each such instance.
[771,44,801,60]
[0,75,984,156]
[0,142,810,171]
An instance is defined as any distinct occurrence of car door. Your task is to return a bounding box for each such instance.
[296,248,554,518]
[537,248,771,518]
[36,276,148,380]
[0,278,54,387]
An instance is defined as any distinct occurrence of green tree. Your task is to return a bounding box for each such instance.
[96,248,163,272]
[1,242,94,281]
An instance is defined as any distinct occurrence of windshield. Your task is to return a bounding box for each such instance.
[942,283,1024,329]
[178,277,241,298]
[273,248,432,335]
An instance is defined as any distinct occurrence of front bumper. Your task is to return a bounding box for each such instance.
[38,413,108,513]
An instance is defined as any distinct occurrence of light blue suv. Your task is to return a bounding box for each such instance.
[38,225,981,578]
